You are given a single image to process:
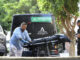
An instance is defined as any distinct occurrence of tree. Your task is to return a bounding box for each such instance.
[37,0,79,56]
[0,0,40,30]
[0,0,20,30]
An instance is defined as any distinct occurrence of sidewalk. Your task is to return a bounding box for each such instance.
[0,56,80,60]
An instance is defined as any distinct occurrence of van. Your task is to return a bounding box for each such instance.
[11,14,59,56]
[11,14,57,39]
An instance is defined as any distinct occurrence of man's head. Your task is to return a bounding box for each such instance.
[21,22,27,31]
[77,20,80,27]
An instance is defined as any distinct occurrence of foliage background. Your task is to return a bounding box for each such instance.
[0,0,40,30]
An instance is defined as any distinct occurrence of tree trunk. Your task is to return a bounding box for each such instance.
[69,39,76,56]
[57,14,77,56]
[65,29,76,56]
[67,30,76,56]
[60,18,76,56]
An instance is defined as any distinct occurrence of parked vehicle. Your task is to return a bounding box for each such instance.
[0,25,7,56]
[11,14,57,39]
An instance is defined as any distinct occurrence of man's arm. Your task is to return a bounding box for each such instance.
[25,30,32,42]
[13,28,29,44]
[14,28,23,40]
[15,29,29,43]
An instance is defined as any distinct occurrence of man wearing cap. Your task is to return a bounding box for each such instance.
[10,22,32,56]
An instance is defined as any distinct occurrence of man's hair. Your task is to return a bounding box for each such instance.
[21,22,27,26]
[77,20,80,23]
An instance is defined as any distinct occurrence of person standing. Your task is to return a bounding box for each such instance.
[77,20,80,55]
[9,22,32,56]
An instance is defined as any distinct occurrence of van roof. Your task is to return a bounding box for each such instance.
[13,14,53,17]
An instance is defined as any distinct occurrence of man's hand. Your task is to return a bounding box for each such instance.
[24,41,29,45]
[29,40,32,43]
[20,39,29,45]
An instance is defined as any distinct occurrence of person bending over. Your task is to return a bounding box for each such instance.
[10,22,32,56]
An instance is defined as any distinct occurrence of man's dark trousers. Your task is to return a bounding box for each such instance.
[77,40,80,55]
